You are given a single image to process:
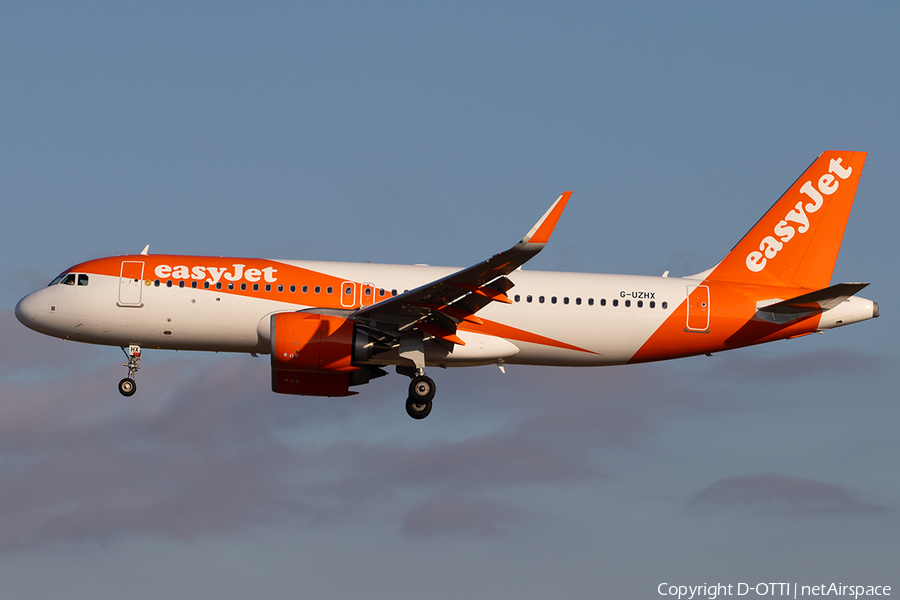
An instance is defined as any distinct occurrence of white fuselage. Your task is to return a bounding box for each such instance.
[14,258,877,370]
[16,260,682,365]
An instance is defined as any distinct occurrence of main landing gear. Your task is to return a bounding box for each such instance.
[118,344,141,397]
[405,369,436,420]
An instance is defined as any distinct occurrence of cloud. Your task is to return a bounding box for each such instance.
[402,497,526,539]
[0,310,105,375]
[687,473,887,517]
[0,357,316,550]
[2,316,886,552]
[0,351,618,551]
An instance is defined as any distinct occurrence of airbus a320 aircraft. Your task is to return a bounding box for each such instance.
[16,151,879,419]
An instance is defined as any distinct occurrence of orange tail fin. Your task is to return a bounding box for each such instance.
[707,151,867,289]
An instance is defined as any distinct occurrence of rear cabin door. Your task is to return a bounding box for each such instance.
[118,261,145,307]
[685,285,710,332]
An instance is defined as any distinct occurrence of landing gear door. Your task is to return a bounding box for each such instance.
[118,261,145,307]
[686,285,710,332]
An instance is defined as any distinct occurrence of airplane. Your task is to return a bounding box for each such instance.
[15,151,879,419]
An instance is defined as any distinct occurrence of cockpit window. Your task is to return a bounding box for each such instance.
[61,274,77,286]
[49,273,68,286]
[77,274,89,286]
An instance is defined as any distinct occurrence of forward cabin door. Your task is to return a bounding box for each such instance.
[118,261,145,307]
[685,285,710,332]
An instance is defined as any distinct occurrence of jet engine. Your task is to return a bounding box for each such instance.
[270,312,383,397]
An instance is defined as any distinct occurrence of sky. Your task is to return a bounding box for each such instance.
[1,2,898,598]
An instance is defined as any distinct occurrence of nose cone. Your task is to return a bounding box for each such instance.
[15,292,40,330]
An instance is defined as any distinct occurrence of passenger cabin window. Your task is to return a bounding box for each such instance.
[77,274,89,286]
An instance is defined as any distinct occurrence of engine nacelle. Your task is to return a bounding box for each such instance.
[270,312,374,397]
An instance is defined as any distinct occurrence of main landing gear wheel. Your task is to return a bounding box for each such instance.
[118,378,137,397]
[405,374,436,419]
[406,396,432,420]
[409,375,436,402]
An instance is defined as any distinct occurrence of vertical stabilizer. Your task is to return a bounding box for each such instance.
[707,151,867,289]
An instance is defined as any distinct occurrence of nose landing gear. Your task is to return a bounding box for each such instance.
[118,345,141,397]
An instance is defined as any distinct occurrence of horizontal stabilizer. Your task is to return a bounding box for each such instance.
[756,282,869,320]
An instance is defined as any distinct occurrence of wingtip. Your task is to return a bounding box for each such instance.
[522,191,571,245]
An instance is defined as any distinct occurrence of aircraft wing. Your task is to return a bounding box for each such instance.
[351,192,572,345]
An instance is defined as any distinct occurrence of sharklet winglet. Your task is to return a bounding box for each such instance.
[520,191,572,246]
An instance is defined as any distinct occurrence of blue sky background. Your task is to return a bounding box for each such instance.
[1,3,898,598]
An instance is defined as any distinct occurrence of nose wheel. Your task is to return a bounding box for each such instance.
[406,373,435,419]
[119,345,141,397]
[118,377,137,397]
